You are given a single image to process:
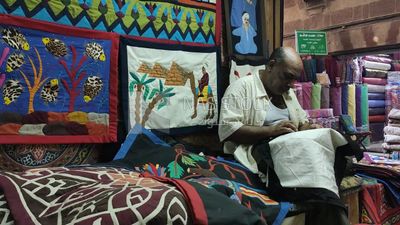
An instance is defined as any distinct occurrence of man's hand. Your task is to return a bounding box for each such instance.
[270,120,298,136]
[299,122,322,131]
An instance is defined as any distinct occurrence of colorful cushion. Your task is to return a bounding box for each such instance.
[111,125,266,191]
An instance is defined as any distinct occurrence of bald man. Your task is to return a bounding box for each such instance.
[219,47,350,225]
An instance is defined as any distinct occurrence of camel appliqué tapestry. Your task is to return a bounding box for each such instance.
[120,37,219,133]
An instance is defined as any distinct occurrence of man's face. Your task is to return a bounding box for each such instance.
[266,60,301,95]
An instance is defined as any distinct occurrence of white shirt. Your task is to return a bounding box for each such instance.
[218,71,308,173]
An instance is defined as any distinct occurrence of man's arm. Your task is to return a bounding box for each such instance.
[225,121,298,144]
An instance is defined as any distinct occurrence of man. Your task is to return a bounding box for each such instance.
[219,47,351,225]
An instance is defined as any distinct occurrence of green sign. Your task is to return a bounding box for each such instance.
[295,30,327,55]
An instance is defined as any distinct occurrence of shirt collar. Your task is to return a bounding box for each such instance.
[253,71,268,98]
[254,71,292,100]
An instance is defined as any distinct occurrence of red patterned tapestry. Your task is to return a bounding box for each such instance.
[0,167,192,224]
[0,14,119,144]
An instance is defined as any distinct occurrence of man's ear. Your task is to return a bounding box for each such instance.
[267,60,275,71]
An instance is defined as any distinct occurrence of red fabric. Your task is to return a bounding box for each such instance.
[198,72,209,94]
[86,122,108,136]
[369,115,386,122]
[0,123,22,135]
[361,184,400,225]
[362,77,388,85]
[142,173,208,225]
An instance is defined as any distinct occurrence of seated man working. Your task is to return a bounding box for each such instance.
[219,47,353,225]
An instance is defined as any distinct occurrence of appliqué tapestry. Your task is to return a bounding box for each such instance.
[120,37,219,133]
[0,144,99,171]
[229,58,265,83]
[0,14,118,144]
[0,0,221,46]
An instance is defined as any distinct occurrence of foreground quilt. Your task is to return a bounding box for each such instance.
[0,166,274,225]
[120,37,220,133]
[0,0,221,46]
[0,14,118,144]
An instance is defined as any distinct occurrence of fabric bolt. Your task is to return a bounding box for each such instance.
[363,60,391,71]
[316,58,325,73]
[368,108,386,115]
[368,115,386,123]
[368,92,386,100]
[43,122,69,135]
[347,84,356,125]
[387,71,400,83]
[364,69,388,78]
[311,59,317,82]
[324,56,339,86]
[305,109,334,118]
[338,60,346,84]
[369,123,385,142]
[384,126,400,136]
[321,86,330,109]
[302,82,313,110]
[345,61,353,83]
[294,83,304,108]
[355,85,362,127]
[18,124,46,135]
[362,77,387,85]
[330,87,342,116]
[361,85,369,127]
[388,108,400,119]
[367,84,386,93]
[312,83,322,109]
[351,58,362,83]
[382,143,400,150]
[342,85,348,115]
[363,55,392,64]
[384,134,400,144]
[303,60,313,82]
[368,100,386,108]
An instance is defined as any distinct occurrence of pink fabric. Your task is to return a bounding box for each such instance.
[301,82,313,110]
[363,55,392,64]
[362,77,387,85]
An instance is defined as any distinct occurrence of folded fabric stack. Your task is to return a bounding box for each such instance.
[363,55,391,142]
[383,108,400,152]
[305,108,339,129]
[353,157,400,224]
[294,82,331,111]
[386,72,400,118]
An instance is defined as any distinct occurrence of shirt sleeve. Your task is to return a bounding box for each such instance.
[218,83,246,142]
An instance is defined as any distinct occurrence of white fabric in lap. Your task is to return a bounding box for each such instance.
[269,128,348,195]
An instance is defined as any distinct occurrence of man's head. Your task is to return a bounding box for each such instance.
[262,47,303,95]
